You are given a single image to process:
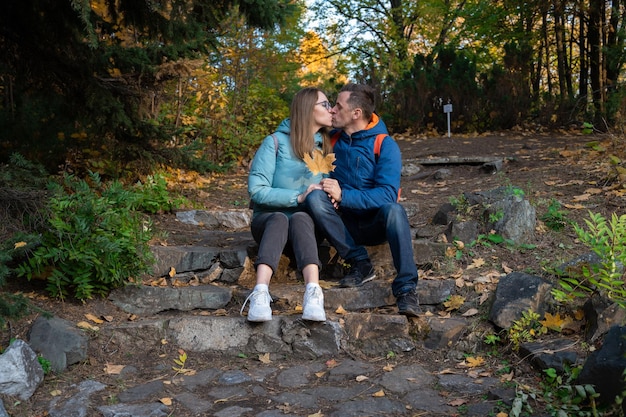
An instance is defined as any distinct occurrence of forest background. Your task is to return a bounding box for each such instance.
[0,0,626,303]
[1,0,625,177]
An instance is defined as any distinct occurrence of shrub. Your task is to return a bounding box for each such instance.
[553,212,626,307]
[16,172,154,300]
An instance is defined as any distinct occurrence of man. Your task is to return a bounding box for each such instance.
[305,83,420,316]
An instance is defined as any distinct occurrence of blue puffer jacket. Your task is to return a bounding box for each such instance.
[331,114,401,215]
[248,118,326,217]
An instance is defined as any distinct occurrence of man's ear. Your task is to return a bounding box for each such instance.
[353,108,362,120]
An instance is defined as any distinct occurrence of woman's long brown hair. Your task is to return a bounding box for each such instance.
[290,87,332,160]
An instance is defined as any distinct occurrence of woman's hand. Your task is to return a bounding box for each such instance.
[298,183,323,204]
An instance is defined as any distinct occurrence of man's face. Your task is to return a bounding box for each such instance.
[331,91,354,130]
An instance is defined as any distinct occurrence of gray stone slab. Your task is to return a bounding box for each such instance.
[151,245,221,276]
[118,380,165,402]
[437,373,499,395]
[378,364,435,394]
[174,392,213,414]
[214,405,254,417]
[108,284,232,315]
[327,359,377,382]
[329,397,407,417]
[98,403,169,417]
[342,313,415,355]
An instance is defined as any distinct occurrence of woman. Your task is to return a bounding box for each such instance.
[243,87,334,322]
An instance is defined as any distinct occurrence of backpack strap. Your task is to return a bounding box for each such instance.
[373,133,387,162]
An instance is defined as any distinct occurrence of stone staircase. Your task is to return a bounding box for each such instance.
[105,208,465,359]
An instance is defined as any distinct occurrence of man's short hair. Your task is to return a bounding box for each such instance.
[340,83,376,121]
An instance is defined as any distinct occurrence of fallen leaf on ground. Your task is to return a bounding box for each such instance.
[462,308,479,317]
[372,390,385,397]
[467,257,485,269]
[443,295,465,311]
[448,398,467,406]
[356,375,369,382]
[463,356,485,368]
[76,321,99,331]
[104,364,125,374]
[159,397,172,406]
[259,353,271,364]
[84,313,104,324]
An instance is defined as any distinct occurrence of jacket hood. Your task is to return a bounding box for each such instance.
[276,118,291,136]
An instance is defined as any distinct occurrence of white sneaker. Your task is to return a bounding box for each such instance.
[241,288,272,322]
[302,285,326,322]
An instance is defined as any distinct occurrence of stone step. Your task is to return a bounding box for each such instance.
[107,278,462,358]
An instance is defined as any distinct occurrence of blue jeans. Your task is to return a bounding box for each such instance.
[251,211,321,273]
[305,190,418,297]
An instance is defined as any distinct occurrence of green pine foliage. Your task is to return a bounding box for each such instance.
[15,172,155,300]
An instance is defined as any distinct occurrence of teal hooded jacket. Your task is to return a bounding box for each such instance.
[248,118,326,217]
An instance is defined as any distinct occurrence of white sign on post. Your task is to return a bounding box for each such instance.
[443,104,453,137]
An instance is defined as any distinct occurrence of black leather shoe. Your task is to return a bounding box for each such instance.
[397,290,420,317]
[339,260,376,287]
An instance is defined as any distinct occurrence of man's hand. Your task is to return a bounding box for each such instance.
[320,178,342,205]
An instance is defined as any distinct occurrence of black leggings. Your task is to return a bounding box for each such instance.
[251,211,321,273]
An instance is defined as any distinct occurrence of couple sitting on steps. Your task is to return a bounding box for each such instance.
[242,83,420,323]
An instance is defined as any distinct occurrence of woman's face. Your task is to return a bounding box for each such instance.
[312,91,333,130]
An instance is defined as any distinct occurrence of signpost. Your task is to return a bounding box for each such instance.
[443,103,453,137]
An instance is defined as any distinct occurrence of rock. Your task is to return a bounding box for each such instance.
[98,403,169,417]
[151,245,221,277]
[489,272,553,329]
[445,219,480,245]
[578,325,626,412]
[48,380,106,417]
[0,339,43,400]
[518,339,581,373]
[0,399,7,417]
[584,293,626,343]
[480,159,503,174]
[422,316,468,350]
[341,313,415,355]
[176,209,251,230]
[108,284,232,315]
[28,316,88,373]
[401,163,422,176]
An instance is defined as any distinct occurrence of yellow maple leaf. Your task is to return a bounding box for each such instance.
[304,150,336,175]
[465,356,485,368]
[540,312,572,332]
[443,294,465,311]
[14,241,27,249]
[467,257,485,269]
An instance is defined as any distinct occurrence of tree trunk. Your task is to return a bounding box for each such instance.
[588,0,604,118]
[578,4,588,101]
